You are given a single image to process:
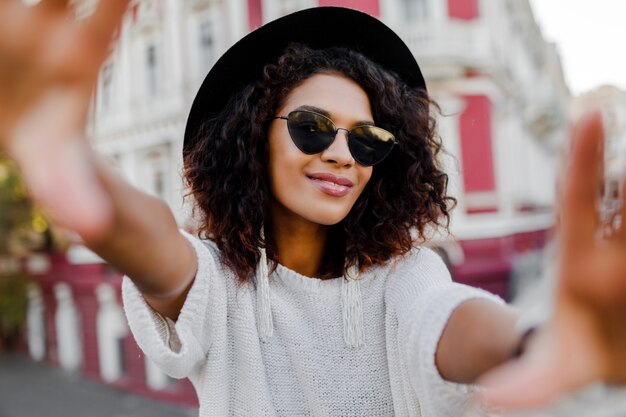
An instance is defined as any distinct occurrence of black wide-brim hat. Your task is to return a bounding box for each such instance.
[183,6,426,153]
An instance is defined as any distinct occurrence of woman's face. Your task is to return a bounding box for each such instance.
[267,72,374,227]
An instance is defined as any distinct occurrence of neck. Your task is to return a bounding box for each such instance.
[270,202,328,278]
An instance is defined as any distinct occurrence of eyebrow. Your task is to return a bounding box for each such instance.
[294,105,375,126]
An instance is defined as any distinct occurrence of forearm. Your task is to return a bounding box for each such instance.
[84,152,197,317]
[436,298,521,384]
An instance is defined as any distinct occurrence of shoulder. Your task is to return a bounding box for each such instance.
[180,230,220,259]
[198,234,221,256]
[179,230,234,280]
[384,246,452,309]
[387,246,451,284]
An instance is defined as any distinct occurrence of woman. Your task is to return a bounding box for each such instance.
[1,2,625,416]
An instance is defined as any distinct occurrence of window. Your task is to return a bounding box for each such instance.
[400,0,428,21]
[101,62,113,109]
[153,168,165,198]
[199,20,214,74]
[142,146,170,201]
[146,44,158,97]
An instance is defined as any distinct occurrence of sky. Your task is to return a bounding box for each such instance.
[529,0,626,96]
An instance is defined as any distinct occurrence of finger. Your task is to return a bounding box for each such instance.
[35,0,126,85]
[0,2,43,53]
[62,0,130,83]
[476,359,566,412]
[35,0,70,12]
[82,0,130,49]
[34,140,114,241]
[560,111,604,252]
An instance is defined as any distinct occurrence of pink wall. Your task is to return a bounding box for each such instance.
[453,236,513,299]
[452,229,550,301]
[247,0,263,30]
[448,0,479,20]
[459,95,495,194]
[246,1,380,32]
[317,0,380,17]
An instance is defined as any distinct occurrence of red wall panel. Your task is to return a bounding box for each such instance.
[459,95,495,193]
[448,0,479,20]
[453,236,514,300]
[317,0,380,17]
[247,0,263,30]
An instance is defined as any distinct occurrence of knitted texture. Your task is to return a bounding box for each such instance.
[122,231,503,417]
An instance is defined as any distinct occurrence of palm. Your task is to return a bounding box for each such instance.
[0,0,130,239]
[480,113,626,410]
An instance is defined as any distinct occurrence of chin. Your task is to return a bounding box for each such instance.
[308,217,344,226]
[302,207,352,226]
[271,189,360,227]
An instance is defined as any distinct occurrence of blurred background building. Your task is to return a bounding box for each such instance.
[1,0,603,408]
[88,0,571,296]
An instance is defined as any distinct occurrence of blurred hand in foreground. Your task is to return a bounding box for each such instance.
[0,0,130,240]
[479,112,626,411]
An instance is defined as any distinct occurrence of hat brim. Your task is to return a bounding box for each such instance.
[184,6,425,152]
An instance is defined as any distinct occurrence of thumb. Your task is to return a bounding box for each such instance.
[476,357,565,412]
[10,88,113,241]
[31,138,113,241]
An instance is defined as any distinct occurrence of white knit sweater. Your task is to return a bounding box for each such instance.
[122,231,503,417]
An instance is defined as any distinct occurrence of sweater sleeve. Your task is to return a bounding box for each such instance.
[122,230,225,379]
[392,248,504,417]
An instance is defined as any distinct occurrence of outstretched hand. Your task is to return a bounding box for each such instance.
[0,0,130,240]
[478,112,626,411]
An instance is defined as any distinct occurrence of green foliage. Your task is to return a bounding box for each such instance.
[0,156,52,255]
[0,157,35,349]
[0,272,29,350]
[0,157,31,253]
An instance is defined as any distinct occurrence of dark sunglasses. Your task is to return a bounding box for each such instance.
[272,110,396,166]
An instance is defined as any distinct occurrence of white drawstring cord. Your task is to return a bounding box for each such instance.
[342,265,365,348]
[255,246,364,348]
[256,247,274,342]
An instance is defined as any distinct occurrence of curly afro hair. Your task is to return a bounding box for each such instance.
[183,43,455,284]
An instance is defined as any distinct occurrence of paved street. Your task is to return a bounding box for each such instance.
[0,354,196,417]
[3,352,626,417]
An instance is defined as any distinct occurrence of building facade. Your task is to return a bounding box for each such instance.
[19,0,571,406]
[89,0,570,292]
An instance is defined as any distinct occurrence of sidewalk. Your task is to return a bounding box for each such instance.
[0,354,196,417]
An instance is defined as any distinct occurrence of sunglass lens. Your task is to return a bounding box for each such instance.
[287,111,335,154]
[349,126,395,166]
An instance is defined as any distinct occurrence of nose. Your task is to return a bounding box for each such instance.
[320,129,354,167]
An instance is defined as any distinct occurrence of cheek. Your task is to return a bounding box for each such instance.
[357,168,373,196]
[267,126,287,180]
[267,129,308,192]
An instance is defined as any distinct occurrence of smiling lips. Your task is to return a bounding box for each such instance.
[307,172,354,197]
